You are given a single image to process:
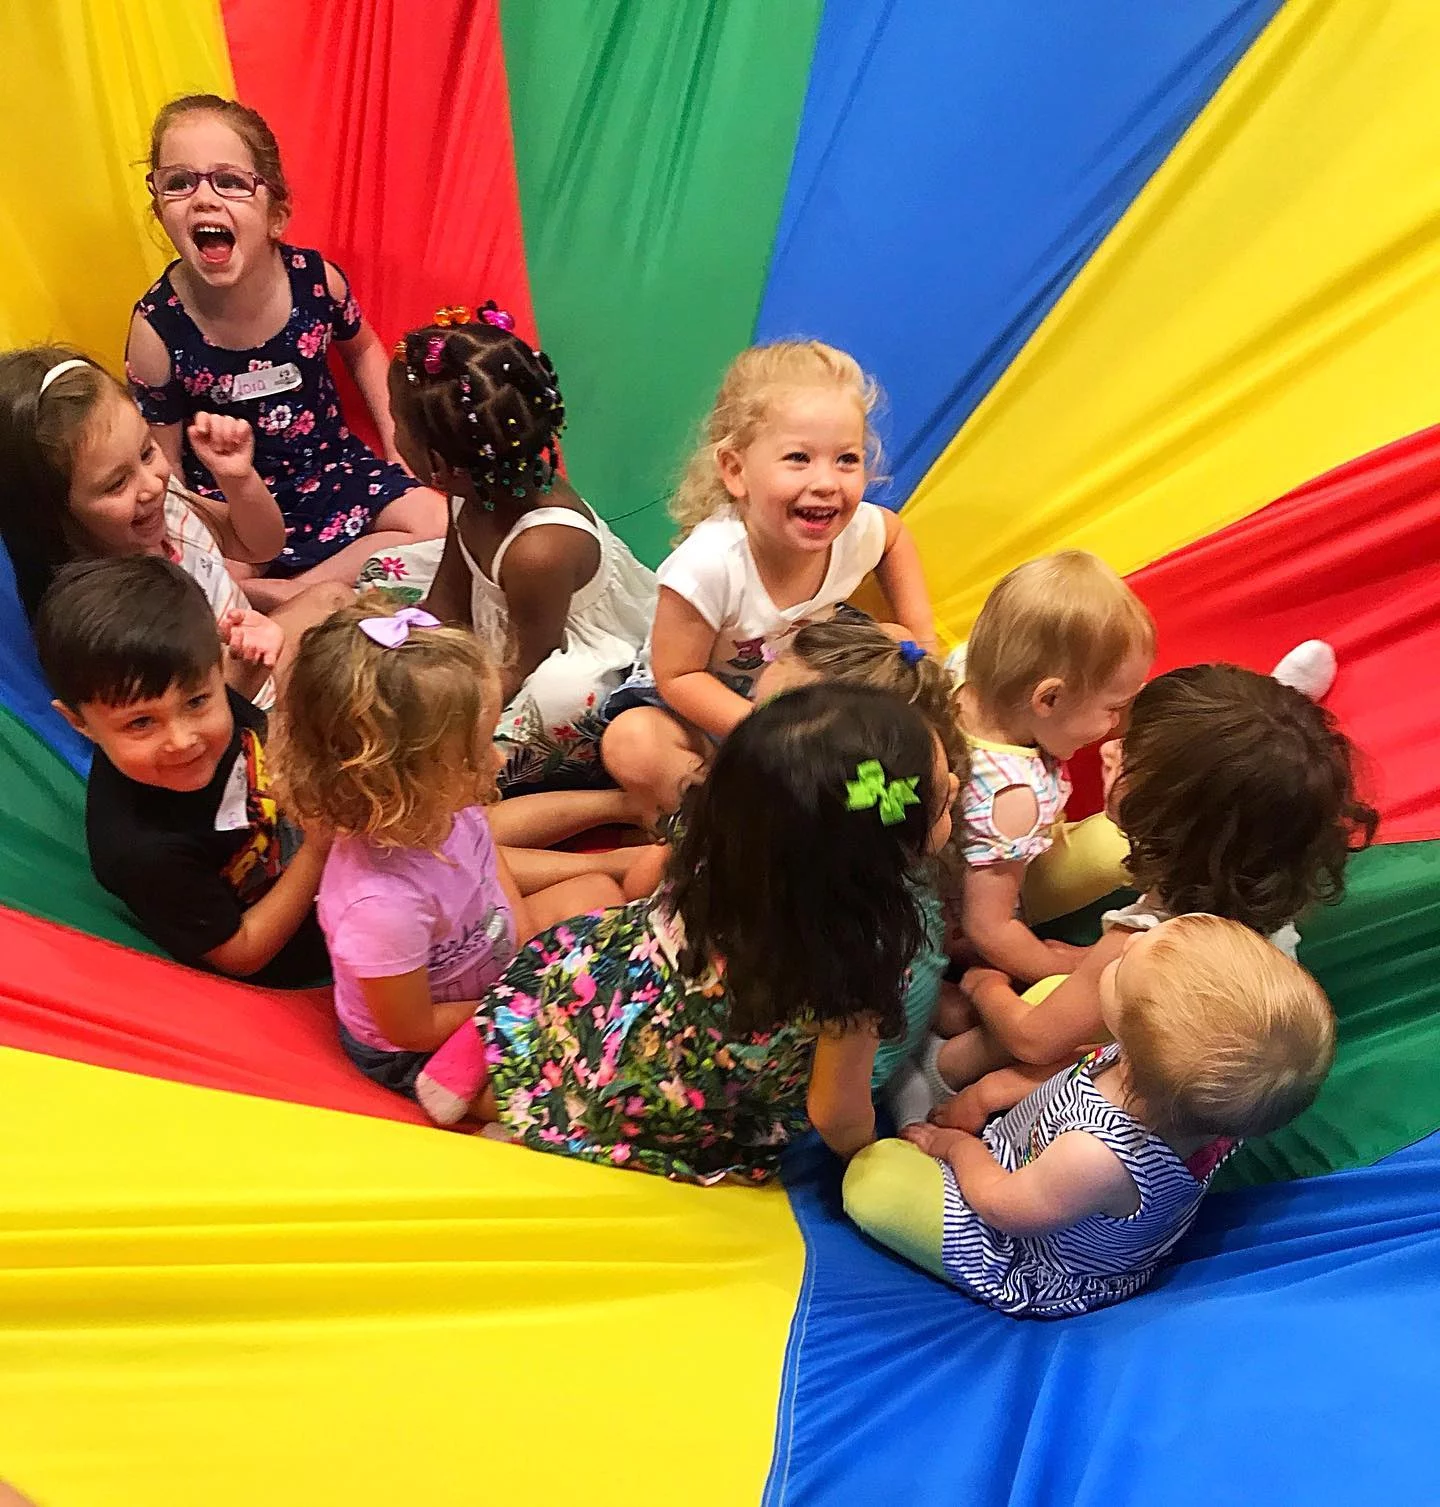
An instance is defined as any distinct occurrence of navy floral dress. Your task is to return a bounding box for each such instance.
[477,898,818,1184]
[129,244,417,576]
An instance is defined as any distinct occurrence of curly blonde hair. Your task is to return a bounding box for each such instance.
[967,551,1155,718]
[274,595,499,851]
[671,340,881,535]
[1117,914,1335,1141]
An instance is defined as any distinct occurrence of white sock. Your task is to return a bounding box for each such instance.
[1271,639,1337,701]
[883,1033,955,1128]
[883,1061,935,1129]
[921,1032,953,1103]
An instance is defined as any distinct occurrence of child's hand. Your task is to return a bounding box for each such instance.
[902,1121,972,1160]
[189,412,257,482]
[220,607,284,669]
[930,1083,991,1134]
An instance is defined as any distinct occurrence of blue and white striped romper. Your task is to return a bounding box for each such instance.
[939,1044,1235,1317]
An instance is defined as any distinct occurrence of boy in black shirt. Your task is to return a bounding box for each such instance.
[35,556,330,985]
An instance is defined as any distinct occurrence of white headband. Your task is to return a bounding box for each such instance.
[38,359,90,397]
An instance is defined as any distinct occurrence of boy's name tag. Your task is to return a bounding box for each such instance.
[214,752,250,832]
[230,363,302,404]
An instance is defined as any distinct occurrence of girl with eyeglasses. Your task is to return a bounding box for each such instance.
[126,95,446,610]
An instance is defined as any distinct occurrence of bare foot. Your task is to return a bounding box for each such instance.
[933,978,977,1036]
[931,1084,990,1134]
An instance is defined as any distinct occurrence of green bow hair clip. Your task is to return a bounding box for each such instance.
[845,759,921,826]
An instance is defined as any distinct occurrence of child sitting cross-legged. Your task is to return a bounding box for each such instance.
[273,597,625,1099]
[35,555,330,984]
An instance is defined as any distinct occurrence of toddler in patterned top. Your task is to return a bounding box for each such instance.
[275,596,625,1100]
[600,340,936,819]
[127,95,445,605]
[845,914,1335,1315]
[952,551,1155,984]
[622,617,969,1096]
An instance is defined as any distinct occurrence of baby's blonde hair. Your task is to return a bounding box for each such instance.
[1117,914,1335,1142]
[275,594,499,851]
[671,340,880,535]
[967,551,1155,717]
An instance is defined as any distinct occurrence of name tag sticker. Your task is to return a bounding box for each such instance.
[231,363,302,404]
[214,753,250,832]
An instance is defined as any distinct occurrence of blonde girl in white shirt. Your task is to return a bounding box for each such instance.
[601,340,935,816]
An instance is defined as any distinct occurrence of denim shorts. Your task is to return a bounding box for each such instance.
[337,1020,432,1100]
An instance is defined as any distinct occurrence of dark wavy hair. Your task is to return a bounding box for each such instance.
[666,683,938,1038]
[1117,664,1378,935]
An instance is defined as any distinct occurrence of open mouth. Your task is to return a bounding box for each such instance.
[792,504,840,535]
[191,222,236,267]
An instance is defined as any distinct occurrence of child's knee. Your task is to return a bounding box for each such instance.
[573,873,624,912]
[843,1140,949,1280]
[303,580,354,617]
[601,709,686,787]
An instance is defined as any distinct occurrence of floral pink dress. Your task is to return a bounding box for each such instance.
[477,898,817,1184]
[128,244,416,576]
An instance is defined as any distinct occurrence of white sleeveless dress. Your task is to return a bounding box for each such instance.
[451,496,656,789]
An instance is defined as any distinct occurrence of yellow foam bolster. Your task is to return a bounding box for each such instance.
[1023,813,1132,926]
[1022,974,1068,1007]
[842,1138,948,1281]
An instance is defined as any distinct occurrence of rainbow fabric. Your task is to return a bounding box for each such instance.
[2,3,1439,1503]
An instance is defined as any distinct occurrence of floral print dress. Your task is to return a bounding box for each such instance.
[129,244,417,576]
[477,898,817,1184]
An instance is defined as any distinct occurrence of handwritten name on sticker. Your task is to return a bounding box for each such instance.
[231,363,303,403]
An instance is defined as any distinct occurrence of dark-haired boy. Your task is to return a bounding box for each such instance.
[35,555,329,985]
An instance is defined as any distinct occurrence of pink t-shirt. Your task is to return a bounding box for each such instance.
[318,804,516,1052]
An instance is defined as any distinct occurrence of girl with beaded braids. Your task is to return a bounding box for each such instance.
[389,304,656,791]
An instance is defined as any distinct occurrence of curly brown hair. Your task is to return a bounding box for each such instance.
[274,595,499,850]
[1117,664,1378,935]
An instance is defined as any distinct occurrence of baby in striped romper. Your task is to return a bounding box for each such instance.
[845,914,1334,1316]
